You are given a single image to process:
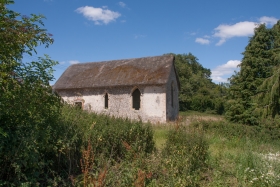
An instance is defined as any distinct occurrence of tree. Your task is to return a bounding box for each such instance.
[173,53,226,114]
[253,21,280,120]
[226,21,280,125]
[0,1,77,185]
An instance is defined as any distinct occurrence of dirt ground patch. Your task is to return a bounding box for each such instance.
[178,114,224,126]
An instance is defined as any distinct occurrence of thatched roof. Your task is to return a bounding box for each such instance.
[53,55,180,90]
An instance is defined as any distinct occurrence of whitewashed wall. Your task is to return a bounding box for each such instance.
[57,85,167,123]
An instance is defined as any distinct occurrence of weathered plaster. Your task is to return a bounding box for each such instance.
[57,85,168,123]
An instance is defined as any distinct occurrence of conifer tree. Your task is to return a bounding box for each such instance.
[253,22,280,121]
[226,21,280,125]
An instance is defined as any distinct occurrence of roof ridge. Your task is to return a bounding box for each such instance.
[70,55,172,66]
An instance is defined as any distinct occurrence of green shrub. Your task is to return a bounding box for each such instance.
[62,105,155,186]
[60,105,155,162]
[88,117,155,162]
[259,118,280,141]
[0,1,80,184]
[0,99,155,186]
[74,123,209,187]
[159,125,209,186]
[191,119,280,143]
[0,102,87,186]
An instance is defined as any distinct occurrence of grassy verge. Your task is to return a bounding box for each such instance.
[153,112,280,186]
[201,120,280,186]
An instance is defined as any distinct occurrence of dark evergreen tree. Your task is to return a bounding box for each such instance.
[253,22,280,121]
[226,21,280,125]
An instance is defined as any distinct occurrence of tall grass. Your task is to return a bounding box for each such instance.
[152,114,280,186]
[60,105,155,186]
[70,109,210,186]
[190,119,280,186]
[3,103,279,186]
[73,110,280,186]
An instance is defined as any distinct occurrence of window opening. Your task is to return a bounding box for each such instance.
[105,93,108,109]
[132,88,141,110]
[75,101,83,109]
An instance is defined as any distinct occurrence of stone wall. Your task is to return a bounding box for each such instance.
[57,85,167,123]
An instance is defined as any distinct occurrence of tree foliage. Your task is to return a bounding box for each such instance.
[0,0,57,136]
[173,53,227,114]
[226,21,280,125]
[0,1,77,185]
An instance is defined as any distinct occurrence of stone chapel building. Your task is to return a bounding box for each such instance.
[53,55,180,123]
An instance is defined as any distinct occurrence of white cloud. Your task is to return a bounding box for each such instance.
[259,16,278,26]
[69,60,80,65]
[211,60,241,82]
[212,16,278,45]
[211,76,228,83]
[213,21,256,46]
[119,2,126,8]
[195,38,210,45]
[59,61,65,65]
[76,6,121,25]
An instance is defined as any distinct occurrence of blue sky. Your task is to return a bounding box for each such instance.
[10,0,280,84]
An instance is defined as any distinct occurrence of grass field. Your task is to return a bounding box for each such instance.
[152,111,280,186]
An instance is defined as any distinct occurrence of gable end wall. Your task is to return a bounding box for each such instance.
[166,63,179,121]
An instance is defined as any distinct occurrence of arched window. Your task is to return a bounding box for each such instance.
[105,93,108,109]
[132,88,141,110]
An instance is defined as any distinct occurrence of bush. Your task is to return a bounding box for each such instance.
[74,123,209,187]
[0,101,155,186]
[61,105,155,186]
[0,101,86,186]
[0,1,77,185]
[191,119,280,143]
[60,105,155,162]
[259,118,280,141]
[87,115,155,162]
[159,125,209,186]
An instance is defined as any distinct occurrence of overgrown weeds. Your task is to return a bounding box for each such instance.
[0,102,155,186]
[72,110,210,186]
[62,105,155,186]
[2,104,279,186]
[158,125,209,186]
[187,118,280,186]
